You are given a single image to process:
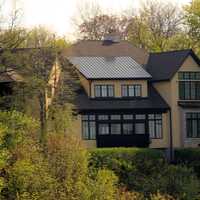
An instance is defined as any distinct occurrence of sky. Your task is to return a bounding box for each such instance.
[6,0,192,38]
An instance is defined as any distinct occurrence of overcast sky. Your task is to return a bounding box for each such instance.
[6,0,192,37]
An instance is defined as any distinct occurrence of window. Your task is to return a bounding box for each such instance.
[111,115,121,120]
[111,124,121,134]
[186,113,200,138]
[135,114,146,120]
[99,124,109,135]
[121,85,142,97]
[148,114,162,139]
[98,115,109,120]
[94,85,114,97]
[82,115,96,140]
[179,72,200,100]
[123,115,133,120]
[123,123,133,135]
[135,123,145,134]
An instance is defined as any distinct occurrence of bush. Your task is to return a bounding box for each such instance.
[89,148,200,200]
[89,148,166,188]
[175,148,200,177]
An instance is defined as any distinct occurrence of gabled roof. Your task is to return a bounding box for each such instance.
[63,40,149,65]
[75,85,169,111]
[69,56,151,80]
[146,49,200,81]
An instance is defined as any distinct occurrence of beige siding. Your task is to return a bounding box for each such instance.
[73,114,97,148]
[153,55,200,148]
[79,73,91,96]
[91,79,148,98]
[150,112,170,148]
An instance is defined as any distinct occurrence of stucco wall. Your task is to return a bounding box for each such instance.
[153,55,200,148]
[150,112,170,148]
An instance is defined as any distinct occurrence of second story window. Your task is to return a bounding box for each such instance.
[94,85,114,98]
[179,72,200,100]
[121,85,142,97]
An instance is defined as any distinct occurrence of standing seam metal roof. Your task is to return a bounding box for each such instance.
[69,56,152,79]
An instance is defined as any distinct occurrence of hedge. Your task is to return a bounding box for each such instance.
[89,148,200,199]
[89,148,166,189]
[175,148,200,177]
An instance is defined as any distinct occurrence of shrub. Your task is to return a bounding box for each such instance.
[175,148,200,177]
[89,148,166,188]
[91,169,118,200]
[89,148,200,200]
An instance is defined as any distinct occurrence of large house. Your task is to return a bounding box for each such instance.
[65,36,200,149]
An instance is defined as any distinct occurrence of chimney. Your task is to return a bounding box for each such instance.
[103,30,121,45]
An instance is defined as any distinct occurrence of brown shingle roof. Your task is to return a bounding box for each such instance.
[63,40,149,65]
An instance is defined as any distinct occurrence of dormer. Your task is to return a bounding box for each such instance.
[69,56,151,99]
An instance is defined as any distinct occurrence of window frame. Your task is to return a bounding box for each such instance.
[148,114,163,139]
[82,115,96,140]
[178,72,200,100]
[121,84,142,97]
[94,84,114,98]
[186,112,200,138]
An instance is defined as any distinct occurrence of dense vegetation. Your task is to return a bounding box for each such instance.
[0,112,200,200]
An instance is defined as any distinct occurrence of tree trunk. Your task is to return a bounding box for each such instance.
[39,91,47,145]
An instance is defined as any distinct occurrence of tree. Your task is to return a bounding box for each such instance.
[128,0,185,51]
[184,0,200,54]
[73,1,131,40]
[77,14,131,40]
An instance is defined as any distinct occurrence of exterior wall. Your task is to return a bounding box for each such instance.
[180,108,200,148]
[73,114,97,148]
[150,112,170,148]
[90,79,148,98]
[153,55,200,148]
[79,73,91,96]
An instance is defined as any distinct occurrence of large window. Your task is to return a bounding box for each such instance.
[148,114,162,139]
[179,72,200,100]
[81,113,163,139]
[121,85,142,97]
[186,113,200,138]
[94,85,114,97]
[82,115,96,140]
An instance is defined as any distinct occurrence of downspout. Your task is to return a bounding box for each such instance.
[169,109,174,162]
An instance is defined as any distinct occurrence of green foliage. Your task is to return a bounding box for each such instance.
[8,159,56,200]
[91,169,118,200]
[184,0,200,53]
[89,148,200,200]
[89,148,166,187]
[175,148,200,177]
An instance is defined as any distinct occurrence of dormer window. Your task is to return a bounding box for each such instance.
[94,85,114,98]
[121,85,142,97]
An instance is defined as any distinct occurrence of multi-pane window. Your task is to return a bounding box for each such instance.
[121,85,142,97]
[81,113,163,139]
[148,114,162,139]
[82,115,96,140]
[179,72,200,100]
[123,123,133,135]
[99,124,109,135]
[111,124,121,134]
[186,113,200,138]
[94,85,114,97]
